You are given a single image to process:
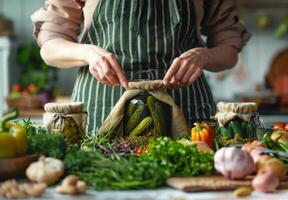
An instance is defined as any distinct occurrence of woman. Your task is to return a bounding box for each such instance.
[31,0,250,132]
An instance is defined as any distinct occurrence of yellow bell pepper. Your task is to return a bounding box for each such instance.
[0,109,28,158]
[191,122,214,148]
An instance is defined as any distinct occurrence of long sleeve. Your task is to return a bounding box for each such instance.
[31,0,85,46]
[201,0,251,51]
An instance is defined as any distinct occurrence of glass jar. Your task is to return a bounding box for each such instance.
[123,91,171,138]
[43,102,87,144]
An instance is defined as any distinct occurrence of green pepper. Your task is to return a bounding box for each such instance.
[0,109,28,158]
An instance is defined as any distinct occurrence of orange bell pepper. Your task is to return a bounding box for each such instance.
[191,122,214,148]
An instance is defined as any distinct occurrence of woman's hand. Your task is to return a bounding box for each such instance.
[85,45,128,87]
[163,48,208,87]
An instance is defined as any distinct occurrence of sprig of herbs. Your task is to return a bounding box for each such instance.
[23,119,66,159]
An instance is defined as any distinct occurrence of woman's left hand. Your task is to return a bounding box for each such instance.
[163,48,208,87]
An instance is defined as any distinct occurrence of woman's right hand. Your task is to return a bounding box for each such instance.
[85,45,128,87]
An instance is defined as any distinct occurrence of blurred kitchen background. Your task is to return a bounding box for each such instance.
[0,0,287,126]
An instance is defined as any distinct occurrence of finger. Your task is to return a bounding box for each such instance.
[90,67,100,80]
[94,65,111,85]
[95,64,105,80]
[182,64,197,84]
[106,53,128,87]
[101,59,120,85]
[175,60,190,82]
[91,67,110,85]
[188,69,202,85]
[163,57,182,83]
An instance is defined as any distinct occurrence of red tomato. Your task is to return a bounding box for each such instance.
[272,122,286,131]
[11,84,23,93]
[27,83,38,94]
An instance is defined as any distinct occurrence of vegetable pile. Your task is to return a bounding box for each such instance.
[19,120,215,190]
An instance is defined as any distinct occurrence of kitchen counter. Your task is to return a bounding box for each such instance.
[5,187,287,200]
[260,115,288,127]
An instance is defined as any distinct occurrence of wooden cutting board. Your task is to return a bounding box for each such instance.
[166,176,288,191]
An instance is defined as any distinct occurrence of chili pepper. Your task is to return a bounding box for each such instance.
[191,122,214,148]
[0,109,28,158]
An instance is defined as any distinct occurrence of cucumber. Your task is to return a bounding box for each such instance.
[229,120,242,137]
[246,122,257,139]
[227,123,234,138]
[241,121,247,138]
[129,116,153,137]
[126,100,138,118]
[220,126,229,138]
[146,96,167,137]
[125,104,149,135]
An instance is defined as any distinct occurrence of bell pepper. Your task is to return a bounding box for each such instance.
[272,122,286,131]
[0,109,28,158]
[285,123,288,132]
[191,122,214,148]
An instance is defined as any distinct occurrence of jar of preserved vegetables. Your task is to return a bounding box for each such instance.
[213,102,263,147]
[43,102,87,144]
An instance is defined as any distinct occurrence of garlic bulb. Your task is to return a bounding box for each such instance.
[26,156,64,185]
[214,147,255,179]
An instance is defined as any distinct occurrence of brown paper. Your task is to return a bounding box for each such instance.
[99,80,189,139]
[213,102,258,127]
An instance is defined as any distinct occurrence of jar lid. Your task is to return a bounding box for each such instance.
[217,101,257,113]
[44,102,84,114]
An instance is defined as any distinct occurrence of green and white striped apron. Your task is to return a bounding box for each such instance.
[71,0,216,132]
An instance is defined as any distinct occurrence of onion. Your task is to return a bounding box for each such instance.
[252,169,279,193]
[250,148,264,164]
[251,140,265,148]
[256,155,270,171]
[241,143,254,153]
[261,158,287,179]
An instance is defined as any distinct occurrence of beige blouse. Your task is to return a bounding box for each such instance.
[31,0,251,51]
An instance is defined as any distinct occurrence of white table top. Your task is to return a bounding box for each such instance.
[2,187,287,200]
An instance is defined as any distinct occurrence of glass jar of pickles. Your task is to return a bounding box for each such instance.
[43,102,87,144]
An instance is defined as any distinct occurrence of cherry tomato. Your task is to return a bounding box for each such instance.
[142,146,149,154]
[134,147,142,155]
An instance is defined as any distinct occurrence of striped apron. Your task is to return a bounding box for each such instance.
[71,0,216,133]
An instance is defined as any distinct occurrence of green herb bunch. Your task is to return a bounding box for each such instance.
[65,137,214,190]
